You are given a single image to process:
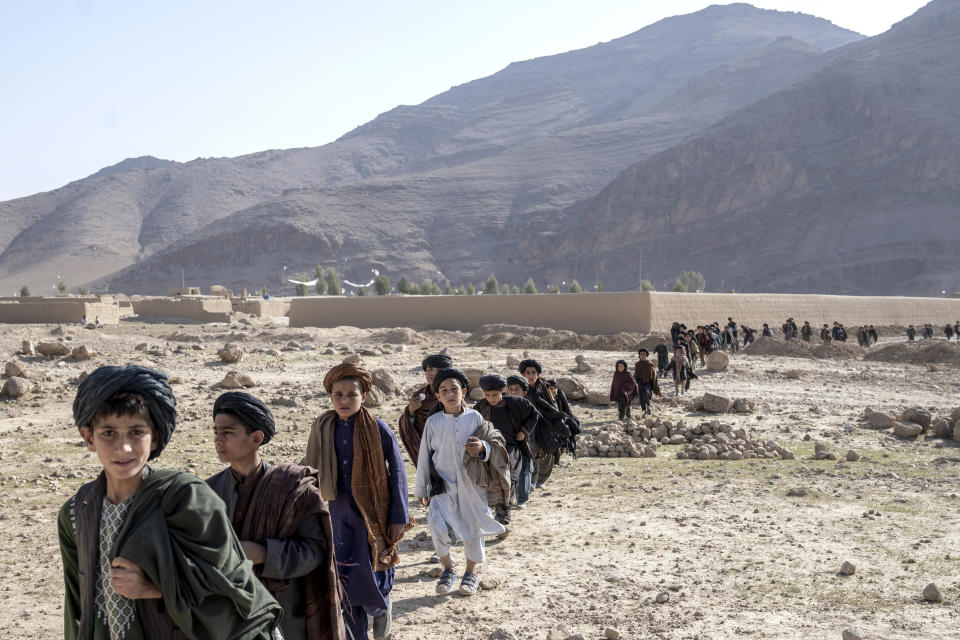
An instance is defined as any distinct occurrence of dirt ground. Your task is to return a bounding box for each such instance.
[0,319,958,640]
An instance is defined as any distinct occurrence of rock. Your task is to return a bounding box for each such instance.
[220,371,257,389]
[479,577,500,590]
[35,341,71,357]
[846,450,861,462]
[702,393,733,413]
[731,398,753,413]
[642,445,657,458]
[468,387,485,401]
[840,561,856,575]
[784,369,803,379]
[506,355,521,367]
[217,343,244,363]
[359,349,379,357]
[705,350,729,371]
[70,345,97,360]
[546,627,570,640]
[842,628,864,640]
[577,359,594,373]
[904,408,932,430]
[922,583,944,603]
[893,422,923,439]
[4,360,27,378]
[867,411,896,428]
[463,368,486,389]
[342,353,362,364]
[20,340,34,356]
[488,630,517,640]
[931,419,951,438]
[370,368,398,395]
[556,377,586,401]
[954,422,960,443]
[604,628,622,640]
[780,448,796,460]
[427,566,443,578]
[655,591,670,603]
[787,487,809,497]
[363,386,385,408]
[0,377,30,399]
[585,391,614,405]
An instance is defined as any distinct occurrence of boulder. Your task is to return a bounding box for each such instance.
[20,340,34,356]
[4,360,27,378]
[702,393,733,413]
[867,411,897,428]
[577,360,594,373]
[903,408,932,430]
[363,386,385,408]
[922,583,944,603]
[840,561,856,575]
[556,377,586,401]
[731,398,754,413]
[846,450,861,462]
[218,343,244,363]
[705,350,729,371]
[468,387,485,401]
[370,368,399,395]
[342,353,362,364]
[463,368,486,389]
[893,422,923,439]
[0,377,30,399]
[931,419,951,438]
[784,369,803,380]
[842,628,864,640]
[506,355,521,368]
[220,371,257,389]
[36,340,71,357]
[70,345,97,360]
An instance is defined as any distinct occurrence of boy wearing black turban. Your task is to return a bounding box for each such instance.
[398,353,452,464]
[59,365,281,640]
[207,392,344,640]
[518,359,579,489]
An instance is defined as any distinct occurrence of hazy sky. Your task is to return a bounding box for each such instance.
[0,0,929,201]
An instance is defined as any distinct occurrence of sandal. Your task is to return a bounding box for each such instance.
[435,567,457,595]
[458,572,479,596]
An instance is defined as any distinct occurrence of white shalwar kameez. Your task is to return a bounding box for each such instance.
[415,408,505,563]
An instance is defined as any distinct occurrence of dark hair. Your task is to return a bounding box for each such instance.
[615,359,628,371]
[518,359,542,374]
[90,393,154,429]
[638,348,649,356]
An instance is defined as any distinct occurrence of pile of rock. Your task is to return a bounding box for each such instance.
[676,422,795,461]
[693,393,755,414]
[863,406,960,442]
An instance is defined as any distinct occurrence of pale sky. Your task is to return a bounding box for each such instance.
[0,0,930,202]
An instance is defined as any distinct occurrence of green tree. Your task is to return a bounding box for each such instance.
[421,279,436,295]
[56,280,67,294]
[511,285,521,294]
[595,280,604,292]
[407,283,420,295]
[19,286,30,297]
[568,280,583,293]
[444,281,454,295]
[76,286,89,295]
[547,284,560,294]
[523,278,538,294]
[325,268,342,295]
[397,277,410,294]
[675,270,706,293]
[501,283,510,295]
[466,282,476,295]
[374,274,391,295]
[314,265,327,295]
[294,275,309,297]
[483,275,499,295]
[455,286,465,295]
[671,279,688,292]
[640,279,655,291]
[260,286,269,297]
[356,286,367,296]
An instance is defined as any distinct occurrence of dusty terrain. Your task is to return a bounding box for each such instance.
[0,318,958,640]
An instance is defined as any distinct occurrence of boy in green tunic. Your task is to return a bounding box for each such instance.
[58,364,281,640]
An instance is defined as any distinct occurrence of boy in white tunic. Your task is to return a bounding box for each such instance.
[415,368,509,597]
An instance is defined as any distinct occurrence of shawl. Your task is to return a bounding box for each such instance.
[240,463,344,640]
[610,369,639,403]
[303,409,412,572]
[633,359,662,397]
[397,384,437,464]
[462,420,511,508]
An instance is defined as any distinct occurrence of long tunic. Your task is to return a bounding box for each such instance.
[414,409,504,543]
[329,417,409,614]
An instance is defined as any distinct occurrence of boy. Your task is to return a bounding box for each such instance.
[653,337,670,376]
[633,349,661,417]
[59,365,280,640]
[473,374,538,523]
[207,391,343,640]
[415,369,508,597]
[398,353,452,465]
[302,363,411,640]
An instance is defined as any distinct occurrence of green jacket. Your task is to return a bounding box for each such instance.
[59,468,282,640]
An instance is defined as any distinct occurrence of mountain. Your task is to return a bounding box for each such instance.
[0,4,862,294]
[532,0,960,296]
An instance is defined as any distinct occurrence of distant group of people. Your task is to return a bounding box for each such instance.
[906,322,960,341]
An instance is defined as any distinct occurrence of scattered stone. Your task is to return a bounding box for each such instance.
[893,422,923,439]
[217,343,244,363]
[842,627,864,640]
[4,361,27,378]
[787,487,809,498]
[903,408,932,430]
[655,591,670,603]
[931,419,951,438]
[702,393,733,413]
[576,359,594,373]
[35,341,71,357]
[840,561,856,576]
[342,353,362,365]
[922,583,944,603]
[604,628,622,640]
[488,629,517,640]
[866,411,896,428]
[70,345,97,360]
[20,340,35,356]
[815,443,838,461]
[370,368,399,395]
[546,627,570,640]
[363,386,385,408]
[846,450,861,462]
[784,369,803,380]
[506,355,521,367]
[0,377,30,399]
[731,398,754,413]
[427,566,443,578]
[705,350,729,371]
[479,577,500,590]
[220,371,257,389]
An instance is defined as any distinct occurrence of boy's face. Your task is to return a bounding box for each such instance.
[482,388,504,405]
[331,379,365,420]
[82,413,157,484]
[437,378,464,412]
[213,413,262,464]
[616,363,625,372]
[424,366,441,386]
[522,367,539,386]
[506,384,526,397]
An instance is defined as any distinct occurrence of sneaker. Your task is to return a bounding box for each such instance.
[372,598,392,639]
[514,502,526,510]
[458,572,479,596]
[535,482,544,489]
[435,567,457,595]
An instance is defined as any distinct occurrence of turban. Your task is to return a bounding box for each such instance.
[478,374,507,391]
[421,354,453,371]
[431,368,469,394]
[323,362,373,394]
[518,359,542,374]
[506,375,529,391]
[73,364,176,461]
[213,392,276,445]
[637,348,649,356]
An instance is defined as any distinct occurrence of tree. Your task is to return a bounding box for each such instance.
[568,280,583,293]
[260,286,269,297]
[671,279,688,292]
[407,283,420,295]
[294,275,309,297]
[314,265,327,295]
[675,270,706,293]
[483,275,499,295]
[421,279,436,295]
[466,282,476,295]
[547,284,560,294]
[19,286,30,297]
[374,274,391,295]
[76,286,89,295]
[511,285,521,294]
[356,286,367,296]
[325,268,342,295]
[640,279,655,291]
[501,283,510,295]
[595,280,604,292]
[397,277,411,294]
[523,278,538,294]
[444,281,454,295]
[455,286,465,295]
[56,280,67,294]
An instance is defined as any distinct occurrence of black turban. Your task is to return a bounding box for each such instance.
[518,359,542,374]
[478,374,507,391]
[73,364,177,461]
[506,375,529,391]
[431,368,469,394]
[422,354,453,371]
[213,392,276,445]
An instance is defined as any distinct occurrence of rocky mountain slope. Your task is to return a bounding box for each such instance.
[0,4,864,295]
[535,0,960,296]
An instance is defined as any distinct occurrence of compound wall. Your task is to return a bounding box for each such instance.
[0,298,121,324]
[232,299,291,318]
[132,297,233,322]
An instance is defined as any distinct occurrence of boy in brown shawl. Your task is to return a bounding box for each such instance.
[633,348,661,417]
[398,353,452,464]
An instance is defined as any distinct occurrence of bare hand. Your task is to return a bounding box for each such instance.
[109,557,161,599]
[387,523,405,543]
[240,540,267,565]
[407,395,423,415]
[465,436,483,457]
[514,432,526,441]
[420,496,430,507]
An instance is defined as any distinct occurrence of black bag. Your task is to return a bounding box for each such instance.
[537,416,570,452]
